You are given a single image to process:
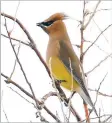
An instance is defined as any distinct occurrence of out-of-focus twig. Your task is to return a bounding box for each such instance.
[83,24,112,55]
[1,73,61,123]
[81,114,112,122]
[84,40,112,58]
[3,15,48,122]
[10,41,21,78]
[1,12,51,78]
[86,53,112,75]
[83,0,101,29]
[93,18,109,43]
[94,73,108,106]
[1,33,30,46]
[102,115,112,123]
[9,1,20,35]
[88,88,112,97]
[1,91,9,123]
[7,86,36,108]
[41,92,57,103]
[88,8,112,15]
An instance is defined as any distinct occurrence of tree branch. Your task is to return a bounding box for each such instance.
[83,0,101,29]
[83,24,112,55]
[86,53,112,75]
[1,73,61,122]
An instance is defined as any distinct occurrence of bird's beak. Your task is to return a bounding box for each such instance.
[36,22,42,27]
[36,22,49,34]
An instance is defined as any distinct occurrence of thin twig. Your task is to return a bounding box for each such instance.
[88,88,112,98]
[10,41,21,78]
[102,115,112,123]
[93,18,109,43]
[94,73,108,106]
[1,33,30,46]
[3,15,48,122]
[9,1,20,35]
[88,8,112,15]
[1,73,61,122]
[86,53,112,75]
[1,91,9,123]
[84,24,112,55]
[80,114,112,122]
[67,58,74,122]
[7,86,36,108]
[1,12,51,77]
[84,0,101,29]
[84,40,112,58]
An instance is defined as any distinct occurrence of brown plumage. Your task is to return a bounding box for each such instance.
[37,13,98,116]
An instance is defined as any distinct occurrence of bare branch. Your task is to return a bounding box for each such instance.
[1,73,61,122]
[81,114,112,122]
[94,73,108,107]
[88,8,112,15]
[88,88,112,98]
[4,14,40,107]
[1,33,30,46]
[7,86,36,108]
[9,1,20,35]
[10,41,21,78]
[84,40,112,58]
[1,91,9,123]
[93,18,109,43]
[84,24,112,55]
[84,0,101,29]
[41,92,57,103]
[1,12,51,78]
[102,115,112,123]
[86,54,112,75]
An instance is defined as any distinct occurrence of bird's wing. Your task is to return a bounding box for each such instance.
[58,40,98,116]
[59,40,88,95]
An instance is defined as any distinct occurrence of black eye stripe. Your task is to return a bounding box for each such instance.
[41,20,54,26]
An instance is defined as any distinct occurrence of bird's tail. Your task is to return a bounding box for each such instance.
[78,88,98,116]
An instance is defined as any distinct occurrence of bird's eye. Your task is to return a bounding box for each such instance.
[42,21,54,26]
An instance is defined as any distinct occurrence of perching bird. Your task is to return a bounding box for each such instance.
[37,13,97,116]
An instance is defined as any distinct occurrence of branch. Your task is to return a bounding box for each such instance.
[3,15,49,122]
[1,73,61,123]
[1,33,30,46]
[88,88,112,98]
[7,86,36,108]
[86,53,112,75]
[83,0,101,29]
[93,18,109,43]
[94,73,108,106]
[84,40,112,58]
[1,91,9,123]
[88,8,112,15]
[1,12,51,78]
[41,92,57,103]
[83,24,112,55]
[1,12,82,121]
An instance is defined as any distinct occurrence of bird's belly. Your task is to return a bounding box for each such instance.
[48,57,79,90]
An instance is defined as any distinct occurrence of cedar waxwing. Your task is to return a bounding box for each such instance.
[37,13,98,116]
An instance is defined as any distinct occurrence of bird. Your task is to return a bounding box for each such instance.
[37,13,98,116]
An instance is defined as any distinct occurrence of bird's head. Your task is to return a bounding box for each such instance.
[36,13,68,36]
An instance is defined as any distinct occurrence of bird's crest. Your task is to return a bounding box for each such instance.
[44,12,69,22]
